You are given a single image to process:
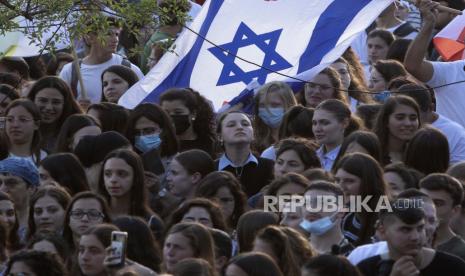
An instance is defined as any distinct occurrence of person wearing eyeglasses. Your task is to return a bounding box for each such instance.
[4,99,47,165]
[300,67,349,108]
[0,157,39,245]
[63,192,111,252]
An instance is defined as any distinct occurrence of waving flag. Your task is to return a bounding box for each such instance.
[119,0,393,110]
[433,9,465,61]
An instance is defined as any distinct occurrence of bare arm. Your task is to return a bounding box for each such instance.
[404,0,439,82]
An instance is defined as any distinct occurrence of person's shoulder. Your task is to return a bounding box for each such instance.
[348,241,388,265]
[356,254,383,272]
[429,250,465,269]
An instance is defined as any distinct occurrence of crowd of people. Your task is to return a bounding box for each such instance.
[1,0,465,275]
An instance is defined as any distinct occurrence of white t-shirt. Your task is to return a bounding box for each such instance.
[59,54,144,103]
[347,241,388,265]
[427,60,465,128]
[432,115,465,164]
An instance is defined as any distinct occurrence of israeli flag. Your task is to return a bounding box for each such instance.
[119,0,393,110]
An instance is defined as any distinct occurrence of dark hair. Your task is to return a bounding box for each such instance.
[405,126,449,174]
[227,252,283,276]
[174,149,215,178]
[305,180,344,197]
[82,223,119,246]
[386,38,412,62]
[126,103,179,157]
[46,52,74,76]
[113,216,162,273]
[27,76,82,128]
[333,153,387,246]
[379,198,425,225]
[0,84,19,103]
[98,149,153,219]
[316,99,364,139]
[355,104,381,130]
[333,130,382,167]
[372,59,408,84]
[236,210,279,252]
[195,171,247,229]
[0,57,30,79]
[208,228,232,259]
[101,65,139,91]
[63,192,111,250]
[0,192,20,250]
[4,99,42,163]
[27,232,70,262]
[173,258,216,276]
[167,198,227,231]
[73,131,131,167]
[384,162,422,191]
[0,72,22,89]
[87,102,129,134]
[160,88,216,146]
[278,105,314,140]
[5,250,68,276]
[55,114,100,153]
[374,96,421,164]
[387,76,417,91]
[267,173,311,197]
[275,138,320,169]
[24,56,46,80]
[302,168,335,183]
[302,255,362,276]
[255,225,300,276]
[397,83,432,112]
[367,29,395,46]
[420,173,464,206]
[40,153,90,195]
[28,186,71,238]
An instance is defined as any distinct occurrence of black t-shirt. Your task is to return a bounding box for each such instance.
[357,251,465,276]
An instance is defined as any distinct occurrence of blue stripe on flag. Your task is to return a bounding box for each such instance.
[297,0,371,73]
[141,0,224,104]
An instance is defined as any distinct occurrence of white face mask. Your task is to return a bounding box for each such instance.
[299,213,337,236]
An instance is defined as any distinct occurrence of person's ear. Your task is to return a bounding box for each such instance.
[191,172,202,185]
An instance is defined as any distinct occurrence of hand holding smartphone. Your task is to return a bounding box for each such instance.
[106,231,128,268]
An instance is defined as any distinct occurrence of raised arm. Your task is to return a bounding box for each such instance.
[404,0,439,82]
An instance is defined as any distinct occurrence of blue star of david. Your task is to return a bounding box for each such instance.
[208,22,292,86]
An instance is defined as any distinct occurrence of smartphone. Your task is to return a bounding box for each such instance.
[109,231,128,267]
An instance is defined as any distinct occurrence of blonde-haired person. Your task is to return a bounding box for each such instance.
[253,81,298,154]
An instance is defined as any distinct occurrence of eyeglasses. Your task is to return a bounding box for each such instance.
[70,210,104,221]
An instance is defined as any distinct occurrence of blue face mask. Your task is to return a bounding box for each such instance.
[258,107,284,129]
[135,134,161,153]
[299,213,337,236]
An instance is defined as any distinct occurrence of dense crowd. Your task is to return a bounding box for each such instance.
[1,0,465,275]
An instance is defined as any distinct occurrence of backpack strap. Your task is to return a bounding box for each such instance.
[70,59,83,98]
[393,22,418,38]
[121,57,131,68]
